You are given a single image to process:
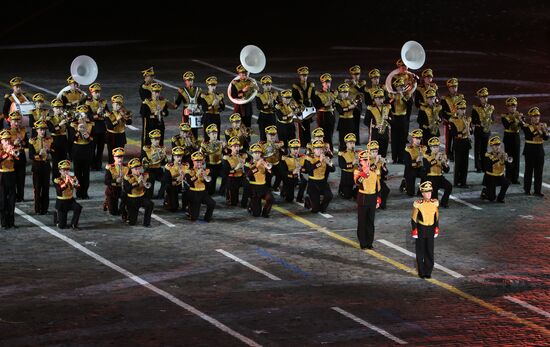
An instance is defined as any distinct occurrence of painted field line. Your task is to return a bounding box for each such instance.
[216,249,282,281]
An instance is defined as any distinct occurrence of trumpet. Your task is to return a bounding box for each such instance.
[495,149,513,163]
[257,158,272,171]
[538,122,549,136]
[436,151,449,166]
[65,172,80,187]
[137,173,152,189]
[292,156,302,175]
[4,144,20,158]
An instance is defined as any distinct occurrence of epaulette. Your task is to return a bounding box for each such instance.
[53,177,62,184]
[413,199,423,208]
[105,164,112,170]
[143,145,151,151]
[431,199,439,207]
[4,94,10,99]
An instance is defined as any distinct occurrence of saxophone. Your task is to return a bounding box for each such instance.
[481,104,494,133]
[376,106,390,135]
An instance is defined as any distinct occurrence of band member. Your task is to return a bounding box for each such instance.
[367,141,390,209]
[335,83,359,149]
[347,65,366,145]
[417,88,442,145]
[199,76,225,139]
[29,121,53,214]
[280,139,307,203]
[411,181,440,279]
[185,151,215,222]
[441,78,465,160]
[85,83,108,171]
[61,76,86,111]
[124,158,154,227]
[200,124,224,195]
[449,99,472,188]
[8,111,28,202]
[246,143,274,217]
[106,94,132,164]
[354,149,381,249]
[69,105,94,199]
[139,67,155,101]
[389,77,415,164]
[175,71,202,137]
[225,113,251,151]
[47,98,69,180]
[53,160,82,229]
[481,136,511,203]
[304,139,335,213]
[392,59,417,87]
[256,75,278,142]
[262,125,285,191]
[414,68,439,109]
[522,107,548,197]
[223,136,249,206]
[500,97,522,184]
[365,69,388,107]
[163,146,188,212]
[275,89,301,148]
[312,73,336,151]
[230,65,256,128]
[400,129,426,196]
[142,129,167,199]
[472,87,494,172]
[0,130,18,228]
[292,66,315,146]
[338,133,359,199]
[306,127,333,158]
[141,82,172,148]
[2,77,33,130]
[172,123,198,164]
[30,93,49,136]
[104,147,128,217]
[423,137,452,208]
[364,88,391,157]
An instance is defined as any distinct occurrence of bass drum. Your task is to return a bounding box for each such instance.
[189,115,203,129]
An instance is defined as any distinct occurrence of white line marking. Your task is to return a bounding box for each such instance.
[330,45,487,56]
[126,124,139,131]
[270,231,318,236]
[139,208,176,228]
[154,78,179,90]
[216,249,281,281]
[272,191,329,216]
[491,93,550,99]
[318,212,333,219]
[21,81,57,96]
[0,40,146,50]
[449,194,483,210]
[376,239,464,278]
[13,208,260,347]
[331,307,407,345]
[504,296,550,319]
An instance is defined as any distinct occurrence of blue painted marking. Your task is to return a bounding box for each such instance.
[256,247,311,278]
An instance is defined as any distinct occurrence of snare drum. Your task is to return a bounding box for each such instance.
[189,115,203,128]
[300,106,317,120]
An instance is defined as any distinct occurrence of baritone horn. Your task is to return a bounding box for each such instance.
[385,41,425,94]
[228,45,266,105]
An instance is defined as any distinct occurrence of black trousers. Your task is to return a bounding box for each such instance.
[353,108,361,145]
[106,132,127,164]
[453,139,471,186]
[356,193,377,248]
[164,185,183,212]
[258,113,276,142]
[126,196,154,226]
[226,176,243,206]
[404,167,423,196]
[474,129,490,171]
[206,163,222,195]
[282,175,306,202]
[444,121,454,160]
[55,198,82,228]
[32,161,51,214]
[423,175,452,207]
[371,130,389,158]
[51,135,68,181]
[277,122,295,149]
[249,184,273,217]
[306,179,332,213]
[317,111,335,151]
[234,103,253,128]
[146,167,166,199]
[482,175,510,201]
[14,157,26,201]
[189,190,216,221]
[379,180,390,209]
[105,186,126,216]
[91,132,106,170]
[0,171,16,228]
[266,162,283,190]
[72,143,92,198]
[339,170,356,199]
[337,117,355,149]
[391,116,408,163]
[202,113,221,140]
[523,144,545,194]
[416,234,435,277]
[297,118,312,148]
[503,132,520,183]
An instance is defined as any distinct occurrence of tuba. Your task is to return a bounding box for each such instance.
[386,41,425,94]
[227,45,265,105]
[57,55,98,98]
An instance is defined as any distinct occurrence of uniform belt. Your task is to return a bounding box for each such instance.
[260,111,274,115]
[319,108,334,112]
[228,173,242,177]
[0,169,15,172]
[277,119,293,124]
[359,189,377,195]
[287,174,297,178]
[504,129,519,133]
[128,193,145,198]
[343,169,354,173]
[525,140,543,144]
[52,133,66,136]
[208,160,222,165]
[393,113,407,116]
[56,196,73,200]
[190,187,206,191]
[339,115,354,119]
[107,129,125,134]
[249,181,266,185]
[418,221,436,226]
[427,173,442,176]
[486,172,504,177]
[308,176,325,181]
[74,141,91,145]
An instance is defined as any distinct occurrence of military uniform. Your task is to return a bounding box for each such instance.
[481,136,511,202]
[2,79,33,130]
[411,181,440,279]
[522,107,548,196]
[106,95,132,163]
[142,130,167,199]
[417,88,442,145]
[255,75,278,142]
[292,66,315,146]
[275,90,300,148]
[364,89,391,157]
[0,130,17,228]
[389,77,415,164]
[85,83,109,170]
[414,68,439,109]
[185,152,216,222]
[230,65,255,128]
[422,137,452,208]
[163,147,189,212]
[471,88,494,172]
[140,83,169,148]
[223,137,250,207]
[280,139,307,203]
[104,148,129,217]
[335,83,358,149]
[176,71,202,137]
[500,97,522,183]
[402,129,426,196]
[347,65,367,145]
[123,158,154,226]
[46,99,69,180]
[69,106,94,198]
[225,113,251,152]
[441,78,465,160]
[61,76,86,111]
[54,160,82,229]
[337,133,359,199]
[28,122,53,214]
[312,73,337,151]
[449,100,472,187]
[364,69,389,107]
[245,144,274,217]
[30,93,49,137]
[7,113,28,202]
[139,67,155,101]
[171,123,199,164]
[200,124,224,195]
[354,150,381,249]
[261,126,285,191]
[199,76,225,139]
[367,141,390,210]
[304,140,335,213]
